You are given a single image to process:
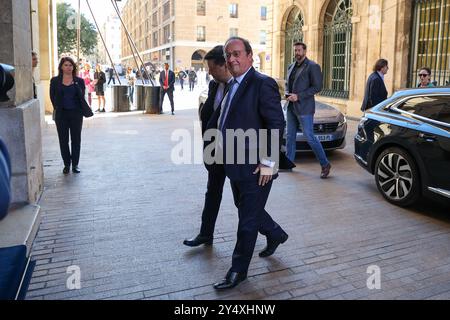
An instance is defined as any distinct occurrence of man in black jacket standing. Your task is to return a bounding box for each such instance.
[183,46,232,248]
[159,63,175,114]
[361,59,389,111]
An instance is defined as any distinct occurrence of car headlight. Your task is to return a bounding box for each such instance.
[356,116,369,140]
[337,116,347,127]
[358,116,368,130]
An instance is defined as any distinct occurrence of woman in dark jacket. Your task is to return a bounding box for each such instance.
[50,57,86,174]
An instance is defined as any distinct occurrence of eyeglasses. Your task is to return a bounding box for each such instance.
[418,73,430,77]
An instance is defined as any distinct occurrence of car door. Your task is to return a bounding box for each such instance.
[393,95,450,191]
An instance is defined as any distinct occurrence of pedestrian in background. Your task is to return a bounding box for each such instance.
[159,63,175,115]
[285,42,331,178]
[79,63,94,107]
[94,64,106,112]
[361,59,389,112]
[178,69,187,90]
[107,64,115,86]
[126,67,136,105]
[32,51,38,99]
[188,67,197,91]
[417,67,435,88]
[50,57,87,174]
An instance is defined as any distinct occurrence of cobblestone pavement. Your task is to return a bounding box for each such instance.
[27,91,450,300]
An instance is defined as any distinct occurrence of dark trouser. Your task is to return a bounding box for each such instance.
[55,109,83,167]
[180,79,184,90]
[189,80,195,91]
[107,76,115,85]
[199,167,226,237]
[160,88,174,113]
[229,179,285,274]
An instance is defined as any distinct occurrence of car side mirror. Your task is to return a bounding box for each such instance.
[0,63,15,102]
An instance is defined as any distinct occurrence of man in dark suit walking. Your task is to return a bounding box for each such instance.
[183,46,232,247]
[285,42,331,178]
[361,59,389,112]
[159,63,175,115]
[207,37,288,290]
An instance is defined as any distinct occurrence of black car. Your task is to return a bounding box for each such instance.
[354,87,450,207]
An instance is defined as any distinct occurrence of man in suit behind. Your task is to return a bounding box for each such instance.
[361,59,389,112]
[285,42,331,178]
[183,45,232,247]
[208,37,289,290]
[159,63,175,115]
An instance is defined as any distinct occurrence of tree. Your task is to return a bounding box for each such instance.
[57,2,98,57]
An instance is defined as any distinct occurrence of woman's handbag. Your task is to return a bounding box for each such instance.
[74,79,94,118]
[81,97,94,118]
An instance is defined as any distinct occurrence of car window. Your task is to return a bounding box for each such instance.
[397,95,450,124]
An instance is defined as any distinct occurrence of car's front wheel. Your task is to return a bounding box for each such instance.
[374,147,421,207]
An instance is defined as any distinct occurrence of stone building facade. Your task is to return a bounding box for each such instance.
[267,0,449,117]
[121,0,271,73]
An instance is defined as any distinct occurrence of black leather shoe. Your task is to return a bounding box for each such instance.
[72,166,81,174]
[63,166,70,174]
[259,232,289,258]
[213,271,247,290]
[183,235,213,247]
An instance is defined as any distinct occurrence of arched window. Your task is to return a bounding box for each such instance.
[284,9,304,76]
[321,0,352,99]
[409,0,450,87]
[191,50,206,69]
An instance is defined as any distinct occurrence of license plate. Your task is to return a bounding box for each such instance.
[316,134,333,141]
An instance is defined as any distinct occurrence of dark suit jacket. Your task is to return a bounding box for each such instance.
[286,58,323,115]
[49,75,86,112]
[159,70,175,91]
[361,72,388,111]
[201,80,224,172]
[206,67,285,181]
[200,80,219,135]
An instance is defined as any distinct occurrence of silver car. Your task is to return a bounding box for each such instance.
[198,89,347,152]
[282,101,347,152]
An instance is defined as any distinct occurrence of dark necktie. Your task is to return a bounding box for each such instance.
[219,79,237,130]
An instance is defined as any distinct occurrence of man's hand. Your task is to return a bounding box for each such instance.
[253,164,275,186]
[287,93,299,102]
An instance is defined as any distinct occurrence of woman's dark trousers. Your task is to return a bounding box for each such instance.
[55,109,83,167]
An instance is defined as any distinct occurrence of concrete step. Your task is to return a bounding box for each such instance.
[0,204,41,256]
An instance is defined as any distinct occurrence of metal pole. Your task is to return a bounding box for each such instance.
[77,0,81,62]
[111,0,154,85]
[85,0,122,84]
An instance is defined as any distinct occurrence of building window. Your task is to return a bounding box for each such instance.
[163,25,170,43]
[230,28,238,37]
[197,26,206,41]
[261,6,267,20]
[409,0,450,87]
[260,31,266,45]
[229,3,238,18]
[163,2,170,20]
[197,0,206,16]
[321,0,353,99]
[153,31,158,47]
[284,9,304,76]
[152,12,158,27]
